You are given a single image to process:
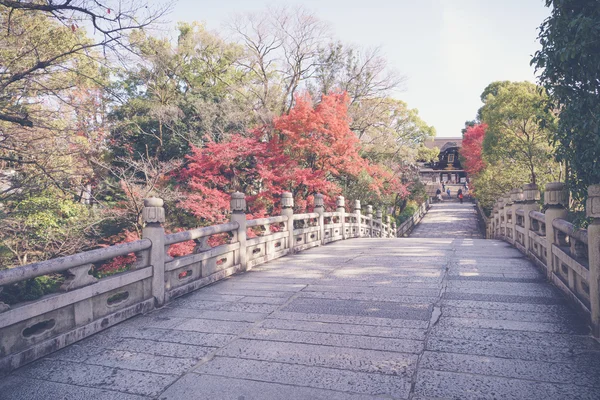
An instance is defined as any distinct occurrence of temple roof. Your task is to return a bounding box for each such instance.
[423,137,462,151]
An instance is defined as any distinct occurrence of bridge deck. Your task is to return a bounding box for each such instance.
[2,202,599,399]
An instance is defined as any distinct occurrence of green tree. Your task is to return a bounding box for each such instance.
[532,0,600,204]
[479,81,560,185]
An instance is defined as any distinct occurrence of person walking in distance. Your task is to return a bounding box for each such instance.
[457,188,464,204]
[446,187,451,199]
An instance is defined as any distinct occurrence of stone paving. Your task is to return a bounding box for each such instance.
[2,202,600,399]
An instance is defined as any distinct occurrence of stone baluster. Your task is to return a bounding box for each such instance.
[386,215,392,238]
[492,203,498,238]
[544,182,568,279]
[392,220,397,238]
[367,205,373,237]
[337,196,346,240]
[314,194,325,245]
[521,183,540,255]
[142,197,166,308]
[586,185,600,336]
[281,192,295,253]
[497,197,505,238]
[376,209,383,238]
[354,200,361,238]
[504,193,513,243]
[230,192,247,271]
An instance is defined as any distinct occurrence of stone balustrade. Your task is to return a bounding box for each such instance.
[396,199,431,237]
[487,182,600,336]
[0,192,407,376]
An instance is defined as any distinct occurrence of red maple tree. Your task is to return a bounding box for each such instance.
[461,123,487,177]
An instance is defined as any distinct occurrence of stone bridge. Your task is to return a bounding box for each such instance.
[1,198,599,399]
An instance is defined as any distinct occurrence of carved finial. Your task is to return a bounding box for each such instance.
[522,183,540,202]
[354,200,361,211]
[586,184,600,218]
[376,209,383,219]
[314,193,324,209]
[367,205,373,214]
[143,197,165,224]
[511,188,523,203]
[544,182,567,208]
[281,192,294,209]
[336,196,345,209]
[230,192,246,213]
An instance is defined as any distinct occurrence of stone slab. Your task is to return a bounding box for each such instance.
[0,375,150,400]
[193,356,412,398]
[160,374,388,400]
[217,339,418,376]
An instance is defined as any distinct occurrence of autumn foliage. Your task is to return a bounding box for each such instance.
[461,123,487,177]
[180,93,404,220]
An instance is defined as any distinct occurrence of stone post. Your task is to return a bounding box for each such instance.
[354,200,361,238]
[386,215,392,238]
[337,196,346,240]
[392,221,397,238]
[142,197,166,308]
[376,209,383,238]
[367,205,374,238]
[281,192,295,253]
[498,199,504,238]
[504,193,514,243]
[230,192,247,270]
[544,182,568,279]
[521,183,540,255]
[586,185,600,337]
[492,203,498,238]
[315,194,325,245]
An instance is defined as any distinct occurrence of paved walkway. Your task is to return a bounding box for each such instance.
[2,203,600,399]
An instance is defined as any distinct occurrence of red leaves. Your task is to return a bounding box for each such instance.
[461,123,487,177]
[179,92,404,221]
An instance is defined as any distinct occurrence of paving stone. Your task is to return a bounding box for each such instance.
[414,369,599,400]
[426,336,594,363]
[298,290,440,304]
[77,348,198,374]
[260,318,427,340]
[242,328,424,353]
[79,336,216,359]
[14,359,177,397]
[160,374,388,400]
[421,351,600,387]
[193,357,412,398]
[435,316,588,334]
[441,299,573,314]
[174,318,253,335]
[0,376,150,400]
[441,305,584,324]
[271,310,430,329]
[282,297,432,320]
[217,339,418,376]
[443,291,566,305]
[430,325,600,350]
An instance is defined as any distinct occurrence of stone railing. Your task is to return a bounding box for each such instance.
[0,192,399,376]
[396,199,430,237]
[487,182,600,337]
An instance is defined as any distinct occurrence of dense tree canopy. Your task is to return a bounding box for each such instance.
[532,0,600,203]
[0,4,431,276]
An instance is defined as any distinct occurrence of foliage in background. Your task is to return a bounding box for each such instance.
[532,0,600,206]
[462,82,561,210]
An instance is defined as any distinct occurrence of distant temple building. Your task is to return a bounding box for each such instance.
[418,137,467,184]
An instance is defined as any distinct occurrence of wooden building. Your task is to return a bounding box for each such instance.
[418,137,467,184]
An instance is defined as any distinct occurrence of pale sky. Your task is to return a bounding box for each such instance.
[169,0,550,138]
